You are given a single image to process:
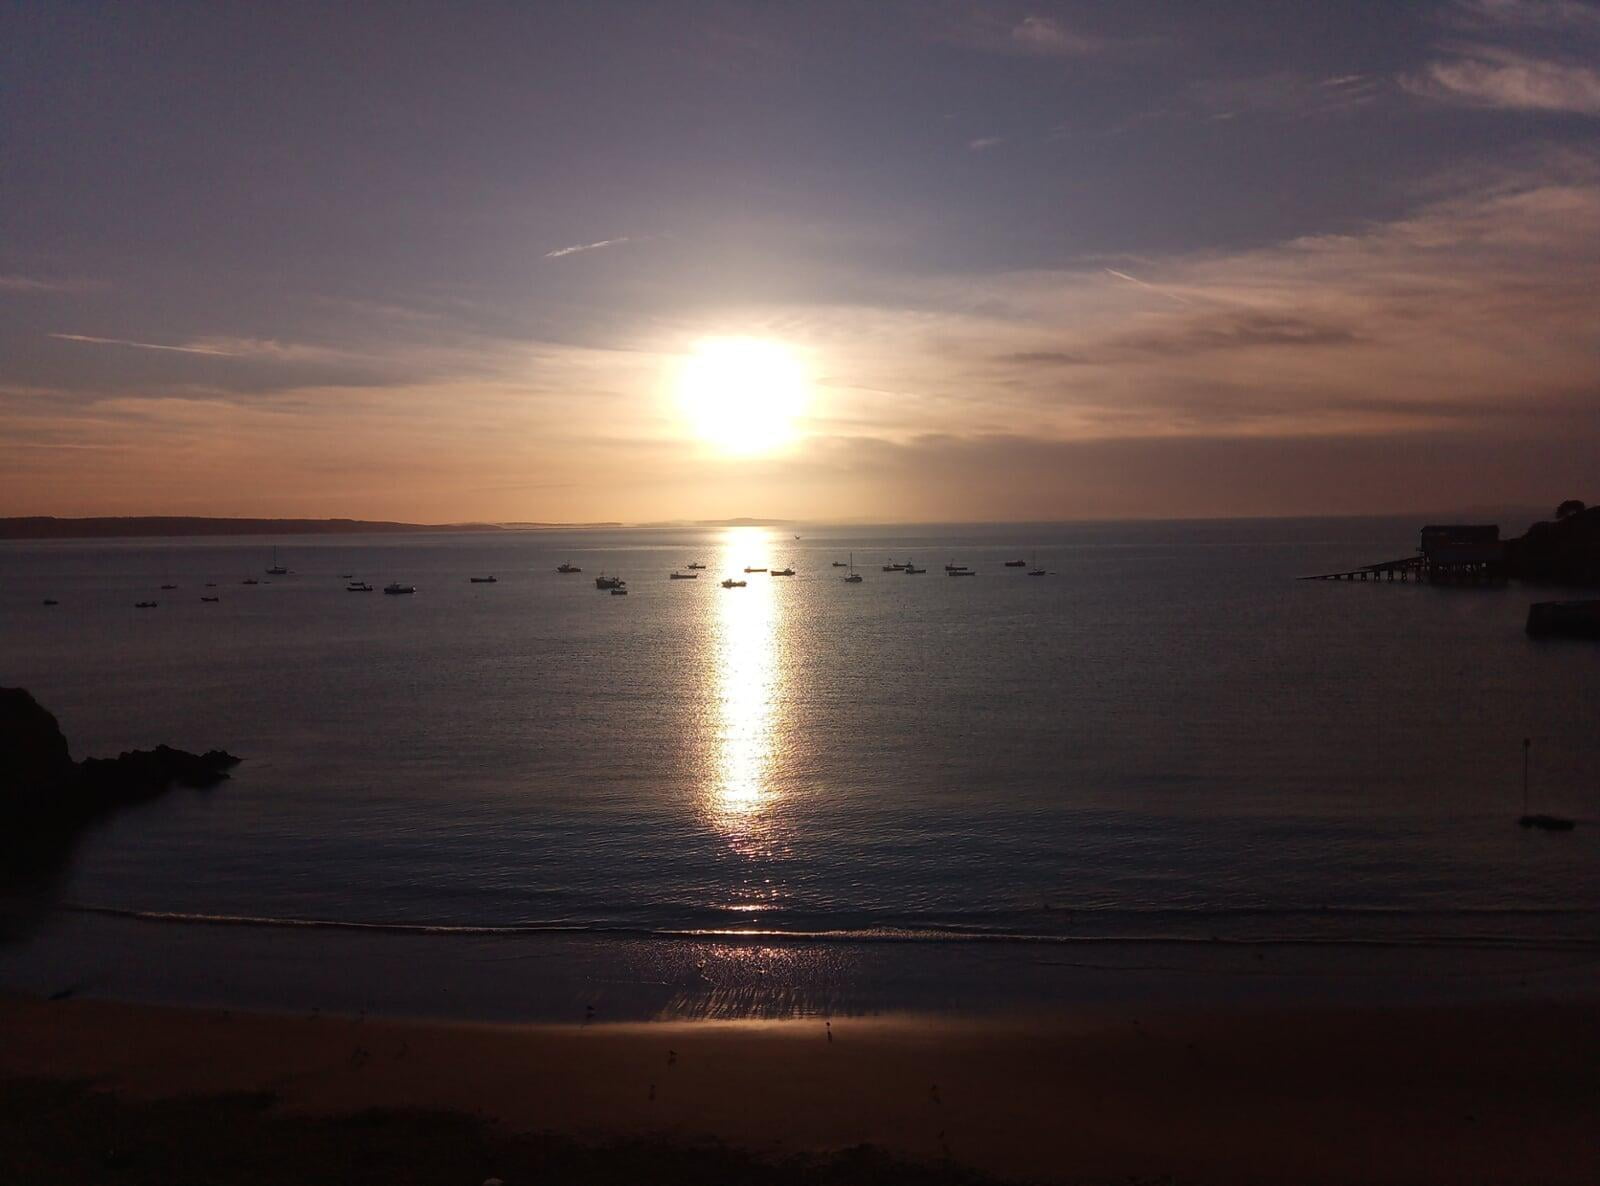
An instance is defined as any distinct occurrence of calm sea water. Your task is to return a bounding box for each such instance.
[1,519,1597,1015]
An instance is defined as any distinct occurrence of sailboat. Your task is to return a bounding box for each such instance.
[266,546,288,575]
[1028,551,1048,576]
[843,552,863,583]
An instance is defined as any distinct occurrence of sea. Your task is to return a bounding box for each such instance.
[1,518,1596,1020]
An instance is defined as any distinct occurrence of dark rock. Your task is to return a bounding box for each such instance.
[2,688,238,837]
[1504,503,1600,586]
[0,687,75,796]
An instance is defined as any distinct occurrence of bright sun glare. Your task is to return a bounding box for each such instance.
[677,337,808,455]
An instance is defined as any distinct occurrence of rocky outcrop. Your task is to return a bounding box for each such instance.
[1505,504,1600,586]
[1,688,239,939]
[1,687,239,825]
[0,687,75,797]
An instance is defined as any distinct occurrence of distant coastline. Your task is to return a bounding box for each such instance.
[0,516,513,540]
[0,515,804,540]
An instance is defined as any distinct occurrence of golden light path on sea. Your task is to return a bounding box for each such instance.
[701,526,792,871]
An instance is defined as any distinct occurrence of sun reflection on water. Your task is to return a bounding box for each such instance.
[703,526,789,862]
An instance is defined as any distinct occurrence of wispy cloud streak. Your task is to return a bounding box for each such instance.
[544,237,632,259]
[2,274,100,293]
[1104,268,1192,305]
[50,333,238,356]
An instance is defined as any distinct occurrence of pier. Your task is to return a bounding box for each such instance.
[1301,524,1506,585]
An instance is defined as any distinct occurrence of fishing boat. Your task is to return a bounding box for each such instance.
[686,562,706,570]
[383,582,416,595]
[134,601,158,609]
[1004,559,1026,567]
[557,562,582,573]
[347,582,373,592]
[42,599,58,606]
[266,547,288,575]
[771,567,795,577]
[831,561,848,567]
[721,578,747,588]
[200,596,220,603]
[1028,567,1048,576]
[469,576,498,583]
[948,568,975,577]
[904,564,926,574]
[670,571,699,579]
[242,578,259,586]
[610,586,629,595]
[844,553,863,583]
[943,561,967,572]
[595,574,625,590]
[743,566,767,573]
[340,574,354,580]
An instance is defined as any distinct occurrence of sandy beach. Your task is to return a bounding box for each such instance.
[3,992,1596,1184]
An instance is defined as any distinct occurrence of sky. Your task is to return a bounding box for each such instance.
[2,0,1598,524]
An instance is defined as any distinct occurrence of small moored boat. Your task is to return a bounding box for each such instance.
[470,576,498,583]
[383,583,416,595]
[557,562,582,573]
[721,578,747,588]
[595,574,625,590]
[134,601,158,608]
[347,582,373,592]
[770,567,795,577]
[200,596,220,603]
[670,571,698,579]
[744,566,767,573]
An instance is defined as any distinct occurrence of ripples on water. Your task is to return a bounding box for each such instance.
[2,518,1596,958]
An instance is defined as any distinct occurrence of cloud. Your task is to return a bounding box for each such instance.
[967,136,1005,151]
[1450,0,1600,32]
[50,333,239,355]
[544,237,632,259]
[1191,72,1384,121]
[937,12,1105,58]
[1406,46,1600,113]
[1104,268,1192,305]
[1006,15,1101,56]
[1,274,100,293]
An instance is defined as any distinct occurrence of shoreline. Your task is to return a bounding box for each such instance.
[5,907,1598,1024]
[3,992,1597,1184]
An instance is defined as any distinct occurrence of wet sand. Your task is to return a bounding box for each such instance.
[2,993,1597,1184]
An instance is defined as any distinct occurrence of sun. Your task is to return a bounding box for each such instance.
[676,337,808,455]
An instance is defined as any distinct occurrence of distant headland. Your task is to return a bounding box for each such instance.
[0,516,806,539]
[0,516,514,540]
